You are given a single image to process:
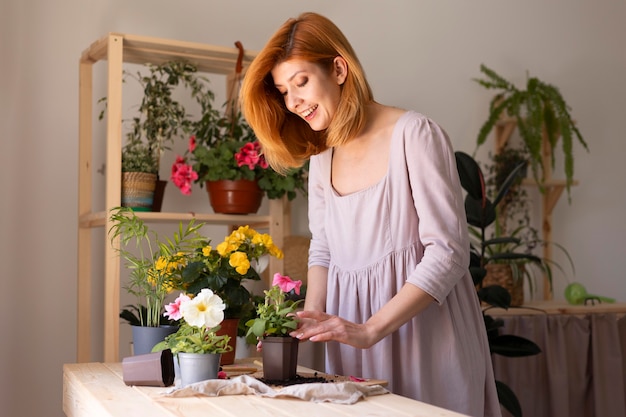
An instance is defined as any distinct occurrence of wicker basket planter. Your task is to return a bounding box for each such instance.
[121,172,157,211]
[482,263,525,306]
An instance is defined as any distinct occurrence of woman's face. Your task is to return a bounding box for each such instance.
[271,57,346,131]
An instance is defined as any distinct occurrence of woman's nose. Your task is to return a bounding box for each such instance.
[286,92,301,112]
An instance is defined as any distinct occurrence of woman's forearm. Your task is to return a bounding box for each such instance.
[304,265,328,312]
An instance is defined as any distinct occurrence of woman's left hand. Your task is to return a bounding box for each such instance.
[290,310,377,349]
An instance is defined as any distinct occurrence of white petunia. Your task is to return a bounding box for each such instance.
[180,288,225,328]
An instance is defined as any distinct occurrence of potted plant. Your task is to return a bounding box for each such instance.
[178,225,285,364]
[99,60,214,210]
[157,290,232,386]
[108,206,205,355]
[473,64,589,198]
[245,273,304,381]
[455,151,543,417]
[455,151,573,304]
[119,139,159,211]
[171,107,308,213]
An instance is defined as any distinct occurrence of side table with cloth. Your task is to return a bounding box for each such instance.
[485,301,626,417]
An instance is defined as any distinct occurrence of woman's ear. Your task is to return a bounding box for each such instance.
[333,56,348,85]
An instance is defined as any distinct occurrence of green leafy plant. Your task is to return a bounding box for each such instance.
[99,60,214,174]
[456,151,573,295]
[108,206,205,327]
[245,273,303,341]
[171,107,308,200]
[179,225,285,329]
[155,290,232,354]
[474,64,589,198]
[120,141,158,174]
[455,151,543,417]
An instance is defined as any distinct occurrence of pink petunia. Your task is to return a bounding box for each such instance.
[163,293,191,321]
[272,273,302,295]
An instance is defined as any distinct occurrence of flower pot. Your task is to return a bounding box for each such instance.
[121,172,157,211]
[177,352,221,387]
[261,336,299,381]
[483,263,525,306]
[206,179,263,214]
[151,179,167,212]
[131,325,179,356]
[216,318,239,365]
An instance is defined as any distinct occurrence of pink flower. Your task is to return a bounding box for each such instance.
[188,136,196,153]
[171,156,198,195]
[234,141,268,170]
[272,273,302,295]
[163,293,191,321]
[217,371,228,379]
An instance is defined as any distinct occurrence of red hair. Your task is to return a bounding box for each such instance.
[240,12,374,172]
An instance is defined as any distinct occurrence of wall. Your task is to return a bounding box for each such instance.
[1,1,625,416]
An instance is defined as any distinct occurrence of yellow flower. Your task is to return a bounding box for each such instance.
[217,241,237,256]
[229,251,250,275]
[202,245,212,257]
[269,245,284,259]
[155,256,168,271]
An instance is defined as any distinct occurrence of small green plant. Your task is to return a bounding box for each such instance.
[120,141,158,174]
[474,64,589,198]
[108,207,205,327]
[245,273,304,341]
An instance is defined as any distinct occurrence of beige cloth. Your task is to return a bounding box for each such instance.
[491,313,626,417]
[164,374,388,404]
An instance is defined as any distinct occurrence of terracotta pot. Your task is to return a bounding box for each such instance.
[215,318,239,365]
[261,336,299,381]
[206,179,263,214]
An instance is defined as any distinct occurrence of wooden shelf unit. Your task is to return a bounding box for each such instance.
[77,33,288,363]
[493,118,578,299]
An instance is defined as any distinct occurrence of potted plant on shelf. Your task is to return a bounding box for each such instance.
[178,225,285,365]
[99,60,214,211]
[156,290,232,386]
[245,273,303,382]
[171,107,309,214]
[119,139,159,211]
[108,206,205,355]
[473,64,589,199]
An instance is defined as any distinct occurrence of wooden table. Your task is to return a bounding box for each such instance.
[63,362,470,417]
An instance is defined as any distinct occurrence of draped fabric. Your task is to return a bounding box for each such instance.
[490,313,626,417]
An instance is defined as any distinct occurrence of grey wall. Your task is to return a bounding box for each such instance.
[2,1,625,416]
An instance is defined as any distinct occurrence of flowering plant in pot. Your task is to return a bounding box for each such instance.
[155,290,231,385]
[170,108,308,212]
[245,273,304,381]
[108,207,205,353]
[178,225,284,364]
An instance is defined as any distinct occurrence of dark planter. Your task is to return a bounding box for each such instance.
[151,179,167,212]
[262,336,299,381]
[206,179,263,214]
[131,325,178,356]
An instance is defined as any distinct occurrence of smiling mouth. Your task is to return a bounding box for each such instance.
[301,105,318,120]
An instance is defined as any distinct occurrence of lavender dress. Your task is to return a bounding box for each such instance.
[307,111,501,417]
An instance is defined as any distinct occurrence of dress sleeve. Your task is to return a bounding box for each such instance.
[307,153,331,269]
[403,116,470,304]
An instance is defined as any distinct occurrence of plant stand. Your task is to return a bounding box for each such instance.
[77,33,292,363]
[494,119,579,299]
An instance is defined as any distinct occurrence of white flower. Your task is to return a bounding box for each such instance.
[180,288,225,328]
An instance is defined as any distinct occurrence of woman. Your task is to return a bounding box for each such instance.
[241,12,501,417]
